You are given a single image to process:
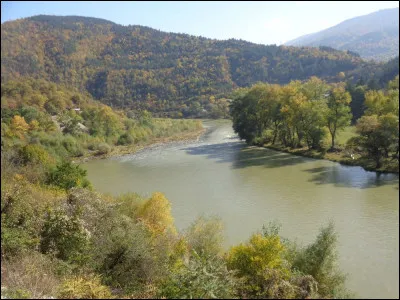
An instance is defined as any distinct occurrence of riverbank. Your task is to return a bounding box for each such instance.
[262,143,399,174]
[74,126,206,163]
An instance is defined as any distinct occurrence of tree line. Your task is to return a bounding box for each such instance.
[230,76,399,170]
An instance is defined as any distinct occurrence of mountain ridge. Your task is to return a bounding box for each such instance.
[285,8,399,61]
[1,14,397,117]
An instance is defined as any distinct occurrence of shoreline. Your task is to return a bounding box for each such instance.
[74,126,206,164]
[261,143,399,175]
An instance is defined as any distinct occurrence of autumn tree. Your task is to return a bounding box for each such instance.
[326,85,352,150]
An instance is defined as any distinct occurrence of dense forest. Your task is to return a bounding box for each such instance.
[1,15,398,117]
[230,76,399,172]
[285,8,399,62]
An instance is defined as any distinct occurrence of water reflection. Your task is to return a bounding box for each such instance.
[184,142,399,189]
[304,165,399,189]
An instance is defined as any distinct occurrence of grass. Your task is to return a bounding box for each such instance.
[263,126,399,174]
[322,126,357,149]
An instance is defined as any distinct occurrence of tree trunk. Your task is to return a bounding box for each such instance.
[375,155,382,169]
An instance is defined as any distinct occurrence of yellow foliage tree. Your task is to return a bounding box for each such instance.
[226,233,292,298]
[226,233,288,277]
[137,192,177,236]
[10,115,30,139]
[29,119,40,131]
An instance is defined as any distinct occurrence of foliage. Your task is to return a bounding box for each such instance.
[231,78,333,149]
[159,252,238,299]
[349,76,399,168]
[46,161,91,190]
[291,222,349,298]
[3,15,395,117]
[184,216,225,257]
[1,176,63,257]
[90,211,159,290]
[39,207,90,263]
[96,142,111,155]
[57,275,113,299]
[137,191,177,236]
[326,84,352,149]
[231,75,398,171]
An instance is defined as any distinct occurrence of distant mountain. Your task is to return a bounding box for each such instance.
[285,8,399,61]
[1,15,396,117]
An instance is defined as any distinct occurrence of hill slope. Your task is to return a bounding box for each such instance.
[1,15,394,116]
[285,8,399,61]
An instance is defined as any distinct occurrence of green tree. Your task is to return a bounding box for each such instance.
[291,222,349,298]
[46,161,91,190]
[326,85,352,150]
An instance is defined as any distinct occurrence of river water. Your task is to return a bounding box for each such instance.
[83,120,399,299]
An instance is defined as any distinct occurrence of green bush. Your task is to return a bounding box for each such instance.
[96,142,111,155]
[117,132,134,145]
[184,216,224,257]
[159,252,238,299]
[61,135,84,157]
[19,143,54,167]
[46,161,91,190]
[91,214,158,290]
[40,207,90,263]
[291,222,350,298]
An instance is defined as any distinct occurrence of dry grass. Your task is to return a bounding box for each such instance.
[1,252,60,298]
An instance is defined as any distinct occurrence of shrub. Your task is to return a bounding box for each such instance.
[96,142,111,155]
[40,207,90,263]
[184,215,224,257]
[291,222,349,298]
[226,233,291,298]
[117,133,134,145]
[46,161,91,190]
[19,144,54,168]
[159,252,238,299]
[91,215,158,290]
[1,177,62,257]
[62,135,84,157]
[57,275,112,299]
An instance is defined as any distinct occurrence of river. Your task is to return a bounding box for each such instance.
[83,119,399,299]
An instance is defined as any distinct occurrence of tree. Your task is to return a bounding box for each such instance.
[226,233,291,297]
[355,115,387,168]
[291,222,348,298]
[326,86,352,150]
[46,161,91,190]
[184,216,224,257]
[137,192,177,236]
[10,115,30,139]
[230,90,260,144]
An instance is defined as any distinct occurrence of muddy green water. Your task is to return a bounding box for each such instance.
[83,120,399,299]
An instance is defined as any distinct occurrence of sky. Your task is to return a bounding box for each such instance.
[1,1,399,45]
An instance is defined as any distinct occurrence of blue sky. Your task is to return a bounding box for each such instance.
[1,1,399,45]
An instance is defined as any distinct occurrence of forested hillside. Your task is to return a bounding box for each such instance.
[285,8,399,62]
[1,15,395,117]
